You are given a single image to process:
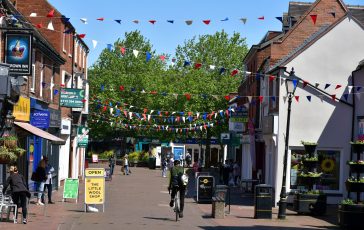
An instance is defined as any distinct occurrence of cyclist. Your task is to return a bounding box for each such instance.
[168,159,186,218]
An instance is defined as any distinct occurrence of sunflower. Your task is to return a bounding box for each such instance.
[321,158,335,172]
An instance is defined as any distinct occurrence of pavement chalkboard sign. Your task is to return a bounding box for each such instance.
[197,176,214,203]
[63,178,79,202]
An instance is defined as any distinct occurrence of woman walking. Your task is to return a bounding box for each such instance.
[2,165,31,224]
[35,159,47,205]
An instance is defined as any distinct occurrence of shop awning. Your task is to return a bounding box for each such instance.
[14,122,66,145]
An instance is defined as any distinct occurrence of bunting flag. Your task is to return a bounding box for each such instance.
[324,84,331,90]
[132,20,139,24]
[36,23,43,28]
[30,13,37,17]
[133,50,139,57]
[47,21,54,30]
[258,96,263,103]
[185,20,193,25]
[78,34,86,39]
[295,96,299,102]
[276,17,283,23]
[221,17,229,21]
[331,94,336,101]
[184,61,191,67]
[167,20,174,24]
[315,83,320,88]
[62,17,70,23]
[107,44,113,51]
[330,12,336,18]
[303,80,309,88]
[258,16,265,20]
[306,95,311,102]
[146,52,152,62]
[115,19,122,24]
[92,40,98,49]
[97,17,105,21]
[203,20,211,25]
[247,96,252,103]
[194,63,202,69]
[219,68,226,75]
[149,20,156,24]
[185,93,191,100]
[224,95,230,101]
[47,10,55,18]
[159,55,166,61]
[310,14,317,25]
[80,18,88,24]
[240,18,247,24]
[53,89,59,95]
[335,84,342,89]
[231,69,239,76]
[120,47,126,55]
[64,28,72,34]
[343,94,349,101]
[119,85,124,91]
[269,75,276,81]
[209,65,216,70]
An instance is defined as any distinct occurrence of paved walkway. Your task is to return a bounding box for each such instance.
[0,165,338,229]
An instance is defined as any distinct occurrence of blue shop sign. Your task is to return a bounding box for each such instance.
[30,110,50,129]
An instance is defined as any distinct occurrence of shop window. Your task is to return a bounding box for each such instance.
[290,149,341,191]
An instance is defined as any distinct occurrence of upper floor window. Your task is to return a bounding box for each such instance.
[74,41,78,64]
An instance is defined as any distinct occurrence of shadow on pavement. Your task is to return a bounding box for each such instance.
[198,226,337,230]
[143,216,176,222]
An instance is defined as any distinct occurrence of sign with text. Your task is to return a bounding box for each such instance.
[85,168,105,205]
[60,88,85,108]
[5,33,32,75]
[77,126,89,148]
[30,109,50,129]
[197,176,214,203]
[63,178,79,200]
[49,108,61,128]
[230,110,248,123]
[13,96,30,122]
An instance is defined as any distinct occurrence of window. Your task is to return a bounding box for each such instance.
[62,71,72,88]
[74,41,78,64]
[40,54,44,98]
[68,34,72,57]
[50,68,55,102]
[290,149,341,191]
[62,29,66,53]
[31,49,36,92]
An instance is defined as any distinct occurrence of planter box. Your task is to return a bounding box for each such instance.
[293,193,327,215]
[338,204,364,229]
[351,144,364,154]
[345,181,364,192]
[302,160,318,169]
[303,144,317,155]
[348,164,364,173]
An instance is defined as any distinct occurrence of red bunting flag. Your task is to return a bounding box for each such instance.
[165,111,169,116]
[224,95,230,101]
[159,55,166,61]
[303,80,309,88]
[194,63,202,69]
[188,112,192,116]
[231,69,239,76]
[103,106,107,112]
[149,20,156,24]
[203,20,211,25]
[36,23,43,28]
[258,16,265,20]
[47,9,55,18]
[143,114,146,119]
[269,76,276,81]
[78,34,86,38]
[97,17,104,21]
[150,91,157,95]
[185,93,191,100]
[119,85,124,91]
[225,110,229,116]
[82,99,87,103]
[124,110,127,117]
[335,84,342,89]
[120,47,126,55]
[310,14,317,25]
[259,96,264,103]
[331,94,336,101]
[295,96,300,102]
[143,108,148,113]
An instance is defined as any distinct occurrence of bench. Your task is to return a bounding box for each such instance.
[211,196,225,219]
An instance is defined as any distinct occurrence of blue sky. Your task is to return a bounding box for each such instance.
[48,0,363,66]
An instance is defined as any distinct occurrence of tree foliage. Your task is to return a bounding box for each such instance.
[88,30,248,141]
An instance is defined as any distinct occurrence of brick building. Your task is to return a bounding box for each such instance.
[239,0,364,205]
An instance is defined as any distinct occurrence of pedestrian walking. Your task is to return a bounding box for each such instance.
[33,159,47,205]
[161,158,167,177]
[43,156,55,204]
[109,154,115,175]
[3,165,31,224]
[233,161,241,186]
[124,154,130,175]
[185,152,192,167]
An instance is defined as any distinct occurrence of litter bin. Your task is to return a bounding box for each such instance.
[214,185,228,201]
[254,184,272,219]
[148,157,156,169]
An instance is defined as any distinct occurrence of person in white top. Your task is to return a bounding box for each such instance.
[43,156,55,204]
[124,154,130,175]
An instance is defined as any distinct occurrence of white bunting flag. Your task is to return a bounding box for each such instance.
[231,108,235,113]
[247,96,252,103]
[30,13,37,17]
[182,117,186,123]
[148,115,151,121]
[133,50,139,58]
[129,112,133,119]
[200,126,203,131]
[348,86,353,94]
[173,94,178,99]
[80,18,88,24]
[214,113,217,119]
[47,21,54,31]
[110,108,114,115]
[209,65,216,70]
[92,40,98,49]
[196,112,200,119]
[210,123,214,127]
[244,102,250,109]
[172,112,176,115]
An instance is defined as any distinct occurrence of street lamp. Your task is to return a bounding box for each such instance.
[278,68,298,220]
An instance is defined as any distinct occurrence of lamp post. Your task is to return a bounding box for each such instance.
[278,68,298,220]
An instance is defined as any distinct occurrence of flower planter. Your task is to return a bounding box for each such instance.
[0,155,12,164]
[351,143,364,154]
[302,160,318,168]
[348,164,364,173]
[0,139,17,149]
[345,181,364,192]
[338,204,364,229]
[293,193,327,215]
[303,144,317,155]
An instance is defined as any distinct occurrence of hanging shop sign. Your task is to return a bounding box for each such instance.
[77,126,89,148]
[5,33,32,75]
[60,88,85,108]
[49,108,61,128]
[230,110,248,123]
[30,109,50,129]
[13,96,30,122]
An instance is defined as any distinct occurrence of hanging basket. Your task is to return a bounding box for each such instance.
[345,181,364,192]
[303,144,317,155]
[351,143,364,154]
[0,155,13,164]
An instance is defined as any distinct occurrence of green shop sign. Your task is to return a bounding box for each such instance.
[63,178,79,200]
[60,88,85,108]
[78,126,89,148]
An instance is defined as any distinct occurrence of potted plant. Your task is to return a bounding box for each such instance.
[301,141,318,155]
[339,199,364,229]
[350,140,364,154]
[347,160,364,173]
[0,136,18,149]
[345,178,364,192]
[0,145,26,164]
